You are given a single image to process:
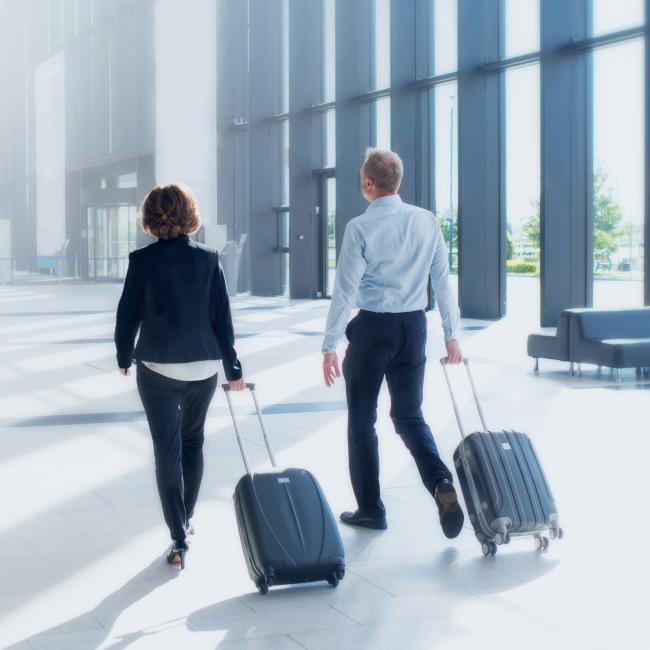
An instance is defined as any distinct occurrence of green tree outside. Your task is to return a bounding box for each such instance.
[437,210,458,249]
[506,223,514,261]
[592,166,623,257]
[518,167,623,268]
[522,206,540,250]
[437,210,458,272]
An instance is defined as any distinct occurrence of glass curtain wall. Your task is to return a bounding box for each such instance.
[592,38,645,307]
[322,0,336,167]
[279,119,290,297]
[591,0,644,37]
[323,0,335,103]
[220,0,648,312]
[433,82,458,275]
[373,97,391,149]
[501,0,540,318]
[279,0,290,297]
[321,0,336,297]
[325,177,337,296]
[503,0,539,58]
[372,0,391,90]
[372,0,391,150]
[429,0,459,298]
[503,64,541,299]
[432,0,457,75]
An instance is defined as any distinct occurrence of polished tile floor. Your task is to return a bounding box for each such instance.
[0,279,647,650]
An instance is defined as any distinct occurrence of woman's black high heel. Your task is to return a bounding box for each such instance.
[166,538,189,570]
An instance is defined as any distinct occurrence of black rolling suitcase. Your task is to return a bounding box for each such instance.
[223,383,346,594]
[440,359,564,556]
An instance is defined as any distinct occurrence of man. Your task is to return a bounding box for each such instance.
[322,148,464,539]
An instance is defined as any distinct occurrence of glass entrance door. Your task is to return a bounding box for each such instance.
[321,176,337,297]
[87,205,137,280]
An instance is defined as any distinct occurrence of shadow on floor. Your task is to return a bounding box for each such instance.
[13,556,181,650]
[185,546,559,646]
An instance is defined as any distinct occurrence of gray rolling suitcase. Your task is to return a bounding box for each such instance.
[223,383,346,594]
[440,359,564,556]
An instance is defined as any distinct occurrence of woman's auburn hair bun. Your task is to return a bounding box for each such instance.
[140,184,202,239]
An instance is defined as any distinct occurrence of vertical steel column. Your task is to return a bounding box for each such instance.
[390,0,417,204]
[540,0,591,326]
[335,0,372,243]
[288,0,323,298]
[249,0,284,295]
[457,0,504,319]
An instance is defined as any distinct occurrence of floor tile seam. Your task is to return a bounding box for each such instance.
[486,556,555,583]
[349,546,480,564]
[344,567,398,597]
[328,600,457,627]
[286,633,310,649]
[89,489,119,511]
[166,603,352,628]
[346,556,518,584]
[81,361,114,374]
[340,567,397,598]
[380,493,430,510]
[347,547,480,569]
[460,589,611,650]
[215,632,307,648]
[234,595,258,614]
[323,602,363,627]
[58,511,91,539]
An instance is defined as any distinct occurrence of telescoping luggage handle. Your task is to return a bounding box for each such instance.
[439,358,488,439]
[222,383,277,475]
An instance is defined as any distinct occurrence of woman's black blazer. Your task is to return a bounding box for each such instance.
[114,234,242,381]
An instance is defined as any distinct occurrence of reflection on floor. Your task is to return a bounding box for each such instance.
[0,281,646,650]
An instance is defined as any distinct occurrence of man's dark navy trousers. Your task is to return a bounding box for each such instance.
[342,309,453,517]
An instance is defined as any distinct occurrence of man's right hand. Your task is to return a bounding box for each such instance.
[445,339,463,365]
[323,352,341,387]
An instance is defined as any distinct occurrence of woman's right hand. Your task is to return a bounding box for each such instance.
[228,378,246,391]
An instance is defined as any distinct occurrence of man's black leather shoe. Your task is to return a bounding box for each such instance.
[434,479,464,539]
[340,510,387,530]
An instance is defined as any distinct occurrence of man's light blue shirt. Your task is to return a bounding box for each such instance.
[322,194,460,353]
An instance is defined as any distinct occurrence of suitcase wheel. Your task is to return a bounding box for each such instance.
[328,565,345,587]
[256,579,269,595]
[494,532,511,545]
[535,535,550,552]
[549,527,564,541]
[481,541,497,556]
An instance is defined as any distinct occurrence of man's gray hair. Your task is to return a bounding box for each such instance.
[361,148,404,192]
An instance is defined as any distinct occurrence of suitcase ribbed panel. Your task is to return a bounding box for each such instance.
[508,432,546,527]
[455,431,558,540]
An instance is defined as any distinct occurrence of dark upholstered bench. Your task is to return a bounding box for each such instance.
[528,307,650,381]
[569,308,650,381]
[527,310,573,373]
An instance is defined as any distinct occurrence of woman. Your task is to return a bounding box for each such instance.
[114,183,245,569]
